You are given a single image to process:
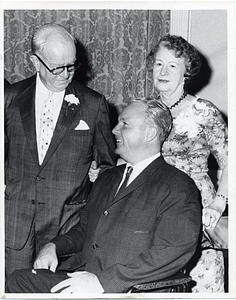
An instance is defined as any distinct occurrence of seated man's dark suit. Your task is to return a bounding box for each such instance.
[6,156,202,293]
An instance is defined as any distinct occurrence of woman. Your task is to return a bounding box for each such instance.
[146,34,228,292]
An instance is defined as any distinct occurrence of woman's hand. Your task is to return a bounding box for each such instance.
[88,161,100,182]
[202,207,221,229]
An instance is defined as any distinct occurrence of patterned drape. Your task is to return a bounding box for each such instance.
[4,9,170,109]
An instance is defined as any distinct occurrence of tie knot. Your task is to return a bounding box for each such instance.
[43,92,54,108]
[126,166,133,178]
[48,91,54,100]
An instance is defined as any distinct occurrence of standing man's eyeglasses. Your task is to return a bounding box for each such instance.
[34,53,80,76]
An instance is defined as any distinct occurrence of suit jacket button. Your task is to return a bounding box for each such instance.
[36,176,42,181]
[31,200,35,204]
[103,210,109,216]
[92,243,98,249]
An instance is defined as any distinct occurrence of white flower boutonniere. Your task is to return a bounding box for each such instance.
[64,94,80,115]
[65,94,80,106]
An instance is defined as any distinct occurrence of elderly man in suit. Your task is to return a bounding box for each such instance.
[4,23,116,279]
[6,99,202,294]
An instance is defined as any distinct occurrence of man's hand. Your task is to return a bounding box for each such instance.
[88,161,100,182]
[51,271,104,294]
[33,242,58,272]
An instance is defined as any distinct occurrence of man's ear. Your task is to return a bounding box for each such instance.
[30,55,40,72]
[145,126,158,142]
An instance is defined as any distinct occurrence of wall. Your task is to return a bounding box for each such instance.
[190,10,228,117]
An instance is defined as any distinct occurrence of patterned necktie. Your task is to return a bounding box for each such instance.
[39,92,54,164]
[117,166,133,195]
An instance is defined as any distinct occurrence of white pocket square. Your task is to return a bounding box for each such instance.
[75,120,90,130]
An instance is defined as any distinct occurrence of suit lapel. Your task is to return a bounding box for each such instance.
[108,157,165,207]
[112,171,148,204]
[18,76,39,166]
[105,165,126,205]
[39,85,83,170]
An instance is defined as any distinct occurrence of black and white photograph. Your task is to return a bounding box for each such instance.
[1,0,235,298]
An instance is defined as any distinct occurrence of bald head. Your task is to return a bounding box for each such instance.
[30,24,77,92]
[31,23,76,55]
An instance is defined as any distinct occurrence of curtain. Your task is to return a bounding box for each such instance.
[4,9,170,108]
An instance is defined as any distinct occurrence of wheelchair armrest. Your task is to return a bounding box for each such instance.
[129,272,192,292]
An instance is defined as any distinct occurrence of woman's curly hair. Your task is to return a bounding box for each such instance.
[146,35,201,80]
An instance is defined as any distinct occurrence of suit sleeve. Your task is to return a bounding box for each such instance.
[96,176,202,293]
[4,106,9,164]
[51,208,88,257]
[92,96,117,169]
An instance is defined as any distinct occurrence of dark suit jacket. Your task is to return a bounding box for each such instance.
[52,156,202,293]
[4,75,117,251]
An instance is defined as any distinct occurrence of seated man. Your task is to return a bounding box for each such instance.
[6,99,202,294]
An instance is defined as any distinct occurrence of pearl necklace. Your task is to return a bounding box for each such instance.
[158,92,187,109]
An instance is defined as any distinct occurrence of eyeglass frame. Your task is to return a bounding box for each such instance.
[34,53,80,75]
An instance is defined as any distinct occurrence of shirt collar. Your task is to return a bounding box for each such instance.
[130,153,160,169]
[36,74,51,97]
[36,73,65,98]
[124,152,161,184]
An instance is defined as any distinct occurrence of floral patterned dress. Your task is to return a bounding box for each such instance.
[162,97,228,293]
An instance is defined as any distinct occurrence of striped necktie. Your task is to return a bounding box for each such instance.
[117,166,133,195]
